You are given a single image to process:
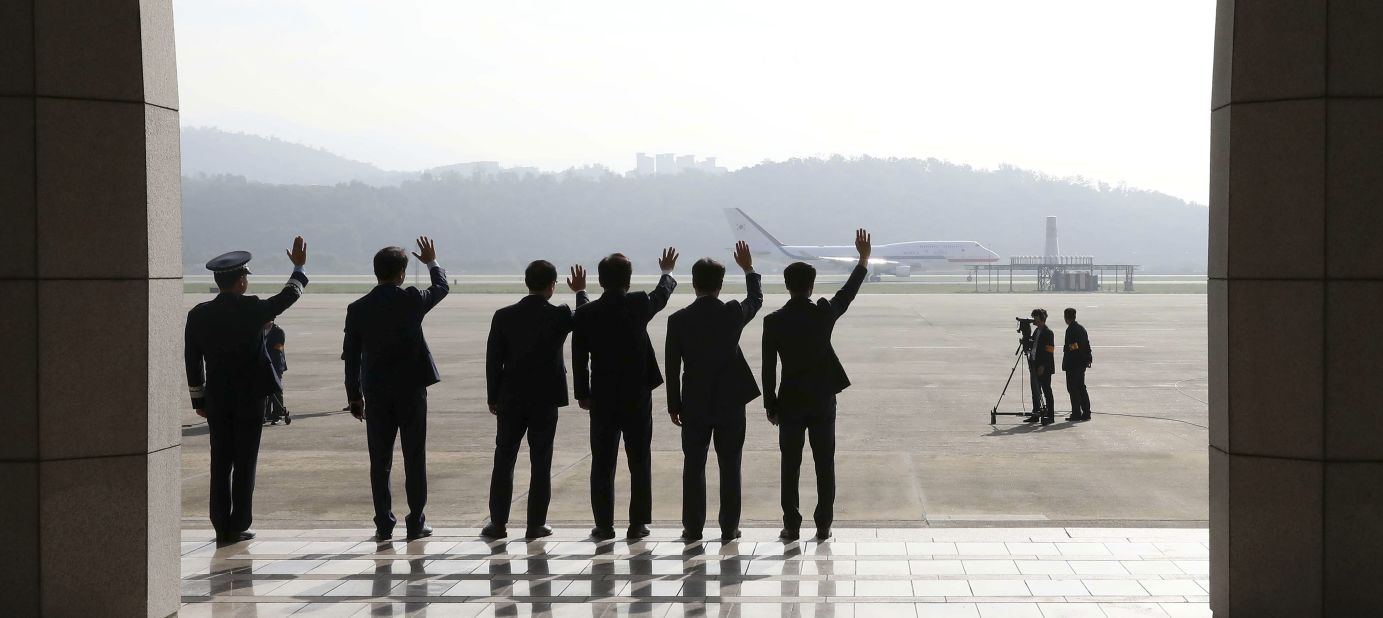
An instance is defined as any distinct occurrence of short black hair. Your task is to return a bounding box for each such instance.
[597,253,632,289]
[1031,308,1048,320]
[373,246,409,280]
[691,258,726,292]
[1064,307,1077,320]
[784,262,816,296]
[525,260,558,292]
[214,269,246,290]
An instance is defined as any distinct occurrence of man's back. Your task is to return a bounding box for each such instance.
[1062,321,1092,370]
[762,264,866,411]
[486,294,584,409]
[665,272,763,417]
[186,278,304,409]
[344,265,449,399]
[573,275,676,412]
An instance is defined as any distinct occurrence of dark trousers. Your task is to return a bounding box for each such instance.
[779,399,837,533]
[1030,366,1055,417]
[589,396,653,529]
[365,387,428,533]
[680,409,747,536]
[1066,367,1091,416]
[488,405,559,529]
[207,398,265,536]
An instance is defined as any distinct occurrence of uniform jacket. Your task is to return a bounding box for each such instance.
[665,271,764,420]
[1029,324,1057,375]
[1062,321,1092,371]
[185,271,307,412]
[572,274,677,414]
[485,291,589,410]
[762,264,867,412]
[343,265,449,401]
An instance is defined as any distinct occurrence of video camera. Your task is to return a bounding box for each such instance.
[1015,317,1035,353]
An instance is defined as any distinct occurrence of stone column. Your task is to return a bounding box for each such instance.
[0,1,181,615]
[1210,0,1383,615]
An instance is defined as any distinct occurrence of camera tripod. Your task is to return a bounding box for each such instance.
[989,340,1052,425]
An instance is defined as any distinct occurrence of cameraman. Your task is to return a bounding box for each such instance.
[1025,309,1056,424]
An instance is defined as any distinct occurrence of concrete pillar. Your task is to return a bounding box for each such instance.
[0,1,182,615]
[1210,0,1383,615]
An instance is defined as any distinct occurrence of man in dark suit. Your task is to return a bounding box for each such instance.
[1062,307,1094,422]
[343,237,449,541]
[762,229,871,542]
[572,247,679,540]
[1025,308,1057,425]
[481,261,590,540]
[185,238,309,544]
[665,241,763,542]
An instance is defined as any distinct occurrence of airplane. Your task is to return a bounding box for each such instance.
[724,208,1001,280]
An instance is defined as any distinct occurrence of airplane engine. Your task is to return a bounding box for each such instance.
[893,264,912,278]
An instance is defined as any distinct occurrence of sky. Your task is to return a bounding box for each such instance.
[173,0,1215,203]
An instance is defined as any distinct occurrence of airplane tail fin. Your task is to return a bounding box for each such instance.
[723,208,791,259]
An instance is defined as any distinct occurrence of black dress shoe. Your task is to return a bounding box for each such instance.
[524,525,553,539]
[1082,413,1092,421]
[779,528,800,541]
[680,530,704,542]
[216,530,256,544]
[721,529,742,542]
[1065,414,1082,422]
[591,526,617,541]
[405,525,433,541]
[480,523,507,539]
[374,529,393,541]
[627,524,651,540]
[815,529,832,541]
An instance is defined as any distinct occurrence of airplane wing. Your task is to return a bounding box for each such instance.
[817,256,897,266]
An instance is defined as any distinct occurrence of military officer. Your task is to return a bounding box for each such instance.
[185,237,309,544]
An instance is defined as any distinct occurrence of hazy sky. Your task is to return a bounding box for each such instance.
[174,0,1214,203]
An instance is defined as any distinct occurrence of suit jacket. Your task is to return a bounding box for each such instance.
[762,264,866,412]
[486,291,589,410]
[185,270,307,412]
[343,265,449,401]
[1029,324,1057,375]
[572,274,677,414]
[1062,321,1092,371]
[665,272,764,420]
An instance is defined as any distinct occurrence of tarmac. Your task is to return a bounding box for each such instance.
[180,291,1208,529]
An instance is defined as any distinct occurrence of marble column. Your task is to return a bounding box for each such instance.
[1210,0,1383,615]
[0,1,182,615]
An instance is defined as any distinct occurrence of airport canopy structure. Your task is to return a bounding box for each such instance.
[968,256,1139,293]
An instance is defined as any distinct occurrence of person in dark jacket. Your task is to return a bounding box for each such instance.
[263,322,291,424]
[1025,308,1056,425]
[1062,307,1094,422]
[481,261,589,540]
[762,229,870,542]
[185,238,309,544]
[665,241,763,542]
[572,247,679,540]
[343,237,449,541]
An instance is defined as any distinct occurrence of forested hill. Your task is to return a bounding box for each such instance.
[182,156,1208,274]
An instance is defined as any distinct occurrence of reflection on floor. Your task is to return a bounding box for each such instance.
[179,527,1211,617]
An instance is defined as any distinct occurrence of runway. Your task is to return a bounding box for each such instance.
[180,292,1207,529]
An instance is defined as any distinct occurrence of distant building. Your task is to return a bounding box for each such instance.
[635,153,655,176]
[655,153,676,175]
[638,152,728,176]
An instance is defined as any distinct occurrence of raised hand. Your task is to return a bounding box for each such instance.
[567,265,587,292]
[412,236,437,264]
[286,236,308,267]
[732,240,753,272]
[657,247,679,272]
[854,228,871,264]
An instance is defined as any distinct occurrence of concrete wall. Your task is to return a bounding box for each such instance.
[1210,0,1383,615]
[0,1,182,615]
